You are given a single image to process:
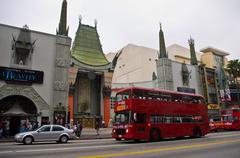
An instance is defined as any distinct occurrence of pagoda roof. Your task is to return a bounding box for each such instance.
[71,23,110,67]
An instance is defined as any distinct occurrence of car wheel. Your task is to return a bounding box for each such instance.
[60,135,68,143]
[24,136,33,145]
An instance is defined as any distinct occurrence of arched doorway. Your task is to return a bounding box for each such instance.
[0,95,37,136]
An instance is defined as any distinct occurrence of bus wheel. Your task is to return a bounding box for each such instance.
[134,139,140,143]
[193,127,201,138]
[150,129,160,142]
[116,138,121,141]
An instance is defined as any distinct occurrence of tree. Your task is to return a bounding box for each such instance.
[227,59,240,84]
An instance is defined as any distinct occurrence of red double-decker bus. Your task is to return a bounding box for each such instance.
[221,108,240,131]
[112,87,209,141]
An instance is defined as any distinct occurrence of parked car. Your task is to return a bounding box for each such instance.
[14,124,76,145]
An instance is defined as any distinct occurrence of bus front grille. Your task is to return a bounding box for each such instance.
[116,129,126,135]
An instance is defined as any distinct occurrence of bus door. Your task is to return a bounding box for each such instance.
[133,113,148,139]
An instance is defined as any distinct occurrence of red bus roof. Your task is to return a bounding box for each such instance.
[116,86,204,98]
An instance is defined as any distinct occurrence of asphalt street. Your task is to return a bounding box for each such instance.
[0,131,240,158]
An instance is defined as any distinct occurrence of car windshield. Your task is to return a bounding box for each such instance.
[115,111,130,124]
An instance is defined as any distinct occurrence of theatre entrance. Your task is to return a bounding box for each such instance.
[0,95,38,136]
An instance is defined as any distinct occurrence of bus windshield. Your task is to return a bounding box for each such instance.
[115,111,130,124]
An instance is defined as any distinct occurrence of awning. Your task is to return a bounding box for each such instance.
[3,103,27,116]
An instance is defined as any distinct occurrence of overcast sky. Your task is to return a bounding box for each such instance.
[1,0,239,59]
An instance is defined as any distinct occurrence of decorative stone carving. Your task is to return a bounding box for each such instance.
[54,81,67,91]
[0,84,49,110]
[181,62,190,87]
[102,86,111,97]
[56,58,68,67]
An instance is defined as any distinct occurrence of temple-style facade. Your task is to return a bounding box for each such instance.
[69,19,113,128]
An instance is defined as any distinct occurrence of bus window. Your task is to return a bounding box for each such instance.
[223,116,228,122]
[116,90,131,101]
[160,93,171,102]
[133,113,146,123]
[164,115,174,123]
[233,116,238,122]
[132,89,144,99]
[182,116,193,123]
[173,116,182,123]
[150,114,163,123]
[148,91,160,100]
[228,116,233,122]
[182,95,193,104]
[172,94,182,103]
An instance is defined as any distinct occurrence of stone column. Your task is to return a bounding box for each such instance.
[52,35,71,123]
[156,58,174,90]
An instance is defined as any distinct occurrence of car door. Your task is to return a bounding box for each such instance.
[34,125,51,141]
[51,125,65,140]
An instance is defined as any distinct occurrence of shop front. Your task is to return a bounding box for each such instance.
[208,104,221,121]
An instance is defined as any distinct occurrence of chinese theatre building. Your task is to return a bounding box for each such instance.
[69,19,113,128]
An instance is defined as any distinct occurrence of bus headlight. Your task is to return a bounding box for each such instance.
[126,129,129,133]
[113,129,116,133]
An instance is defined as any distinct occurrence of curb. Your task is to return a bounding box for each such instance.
[0,135,112,143]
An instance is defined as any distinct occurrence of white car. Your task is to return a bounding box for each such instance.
[15,124,76,145]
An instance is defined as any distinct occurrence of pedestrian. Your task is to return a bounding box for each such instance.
[2,121,7,138]
[77,123,83,137]
[65,123,70,129]
[0,120,3,139]
[76,122,80,137]
[102,120,105,128]
[73,123,77,136]
[95,121,100,136]
[33,121,39,130]
[28,122,33,131]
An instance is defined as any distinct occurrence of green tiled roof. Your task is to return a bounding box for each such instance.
[71,24,109,66]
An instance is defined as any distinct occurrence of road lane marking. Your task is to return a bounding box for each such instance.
[15,144,129,153]
[78,139,240,158]
[209,133,240,138]
[0,151,13,154]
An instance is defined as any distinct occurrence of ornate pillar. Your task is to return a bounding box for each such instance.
[52,35,71,124]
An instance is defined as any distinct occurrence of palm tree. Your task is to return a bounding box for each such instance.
[227,59,240,84]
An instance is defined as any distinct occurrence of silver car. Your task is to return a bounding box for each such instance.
[14,124,76,144]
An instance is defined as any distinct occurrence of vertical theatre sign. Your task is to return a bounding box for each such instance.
[0,66,44,85]
[220,89,231,102]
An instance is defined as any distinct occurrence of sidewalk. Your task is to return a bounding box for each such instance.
[78,127,112,139]
[0,128,113,143]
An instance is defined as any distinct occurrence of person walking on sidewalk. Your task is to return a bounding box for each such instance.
[78,123,83,137]
[73,123,77,136]
[95,121,100,136]
[77,123,83,137]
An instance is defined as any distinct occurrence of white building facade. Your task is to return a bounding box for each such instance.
[0,24,71,135]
